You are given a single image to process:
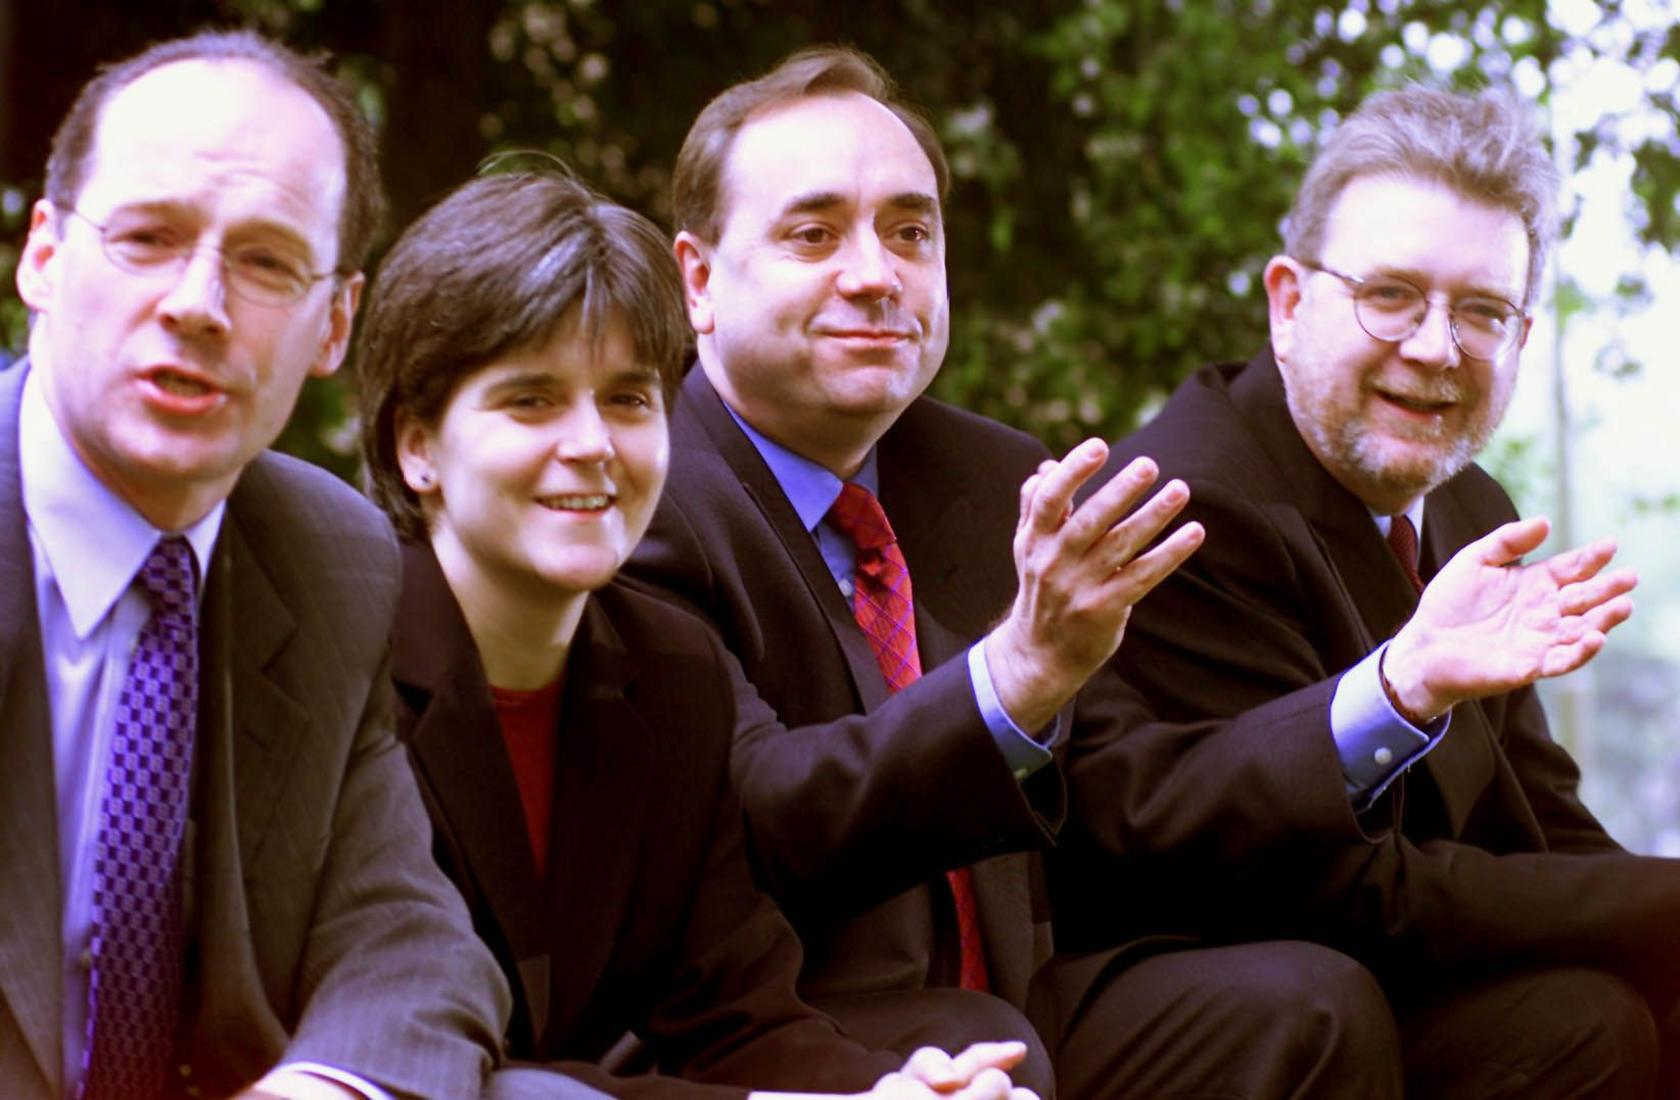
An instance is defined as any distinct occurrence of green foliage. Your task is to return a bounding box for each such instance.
[3,0,1675,473]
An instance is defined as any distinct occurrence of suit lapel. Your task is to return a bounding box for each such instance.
[880,428,983,672]
[392,545,553,1036]
[213,514,305,876]
[1413,482,1499,832]
[539,599,648,1044]
[0,362,63,1094]
[184,513,298,1071]
[683,373,889,711]
[1232,355,1418,652]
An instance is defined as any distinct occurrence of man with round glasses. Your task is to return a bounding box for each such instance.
[1051,86,1680,1095]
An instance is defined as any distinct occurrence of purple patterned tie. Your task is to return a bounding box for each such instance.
[84,536,198,1099]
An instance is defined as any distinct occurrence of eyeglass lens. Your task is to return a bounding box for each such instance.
[1352,278,1519,359]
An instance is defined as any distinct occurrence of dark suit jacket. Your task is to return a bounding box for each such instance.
[392,543,897,1099]
[625,369,1067,1013]
[1054,351,1680,1000]
[0,362,508,1098]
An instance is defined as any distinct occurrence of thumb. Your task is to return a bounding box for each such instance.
[951,1041,1027,1078]
[1473,516,1549,567]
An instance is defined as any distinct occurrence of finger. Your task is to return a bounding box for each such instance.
[949,1040,1027,1079]
[867,1073,923,1099]
[1541,536,1620,586]
[947,1067,1016,1100]
[1538,631,1606,679]
[1580,594,1634,636]
[1558,568,1639,617]
[1058,454,1164,551]
[1015,472,1042,532]
[1473,516,1550,567]
[900,1046,959,1088]
[1093,478,1191,567]
[1108,520,1206,599]
[1025,439,1109,537]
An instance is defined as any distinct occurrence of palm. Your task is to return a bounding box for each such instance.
[1388,518,1636,716]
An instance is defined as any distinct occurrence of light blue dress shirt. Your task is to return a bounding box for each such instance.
[725,408,1056,781]
[1327,503,1450,808]
[724,402,1427,805]
[19,369,383,1100]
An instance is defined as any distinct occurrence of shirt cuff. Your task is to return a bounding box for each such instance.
[252,1064,394,1100]
[1331,642,1450,808]
[969,639,1056,782]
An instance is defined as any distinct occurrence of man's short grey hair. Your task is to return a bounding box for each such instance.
[1282,85,1559,307]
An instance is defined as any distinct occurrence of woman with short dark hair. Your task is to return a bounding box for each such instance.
[355,166,1033,1100]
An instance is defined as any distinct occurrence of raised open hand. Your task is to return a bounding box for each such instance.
[986,439,1204,733]
[1383,517,1636,721]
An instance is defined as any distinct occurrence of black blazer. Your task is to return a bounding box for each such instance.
[392,543,895,1098]
[1054,351,1680,1002]
[625,369,1066,1011]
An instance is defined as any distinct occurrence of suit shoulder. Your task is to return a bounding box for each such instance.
[237,452,392,537]
[1115,361,1296,500]
[898,394,1049,456]
[883,395,1052,494]
[231,452,400,594]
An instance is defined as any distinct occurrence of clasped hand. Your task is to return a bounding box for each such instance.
[751,1040,1039,1100]
[1383,516,1637,721]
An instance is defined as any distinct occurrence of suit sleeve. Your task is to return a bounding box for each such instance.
[281,653,511,1099]
[628,485,1060,924]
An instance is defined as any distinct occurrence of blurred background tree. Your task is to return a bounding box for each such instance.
[13,0,1675,467]
[5,0,1680,846]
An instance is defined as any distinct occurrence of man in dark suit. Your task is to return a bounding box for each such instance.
[1057,86,1677,1097]
[1,30,507,1099]
[626,46,1406,1099]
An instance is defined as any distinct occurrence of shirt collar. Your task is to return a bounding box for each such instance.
[724,403,880,532]
[1371,498,1426,541]
[20,367,225,640]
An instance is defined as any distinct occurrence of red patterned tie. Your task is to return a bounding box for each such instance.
[828,482,990,993]
[1387,515,1425,595]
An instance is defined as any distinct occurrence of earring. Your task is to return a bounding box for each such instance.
[415,471,435,489]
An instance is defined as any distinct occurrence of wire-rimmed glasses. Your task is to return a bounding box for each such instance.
[1298,259,1527,361]
[61,206,338,307]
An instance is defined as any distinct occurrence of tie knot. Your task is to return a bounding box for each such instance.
[829,482,897,551]
[137,537,197,618]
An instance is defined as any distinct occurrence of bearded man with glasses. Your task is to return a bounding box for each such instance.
[1051,85,1680,1096]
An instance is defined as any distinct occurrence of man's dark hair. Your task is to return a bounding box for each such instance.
[356,166,690,540]
[672,45,949,243]
[44,28,384,271]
